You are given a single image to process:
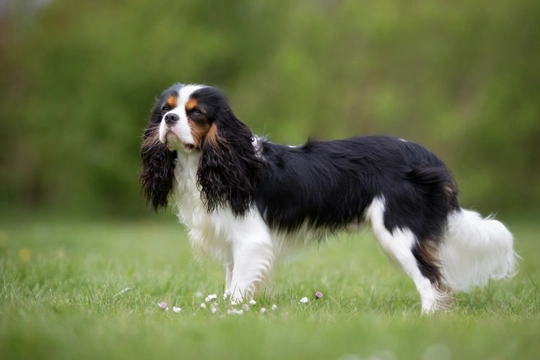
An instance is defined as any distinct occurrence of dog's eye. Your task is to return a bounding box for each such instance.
[161,105,171,114]
[189,108,202,116]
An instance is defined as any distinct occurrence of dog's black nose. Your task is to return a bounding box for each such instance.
[164,113,179,125]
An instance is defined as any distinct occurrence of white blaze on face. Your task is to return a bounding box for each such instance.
[159,84,206,146]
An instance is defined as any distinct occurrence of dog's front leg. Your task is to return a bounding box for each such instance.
[227,219,274,303]
[223,248,234,298]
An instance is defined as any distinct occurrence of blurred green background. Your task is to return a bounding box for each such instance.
[1,0,539,219]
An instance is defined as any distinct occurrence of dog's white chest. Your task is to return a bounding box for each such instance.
[174,164,206,228]
[173,155,229,255]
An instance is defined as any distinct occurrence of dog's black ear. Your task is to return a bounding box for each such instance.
[197,109,263,216]
[140,111,176,211]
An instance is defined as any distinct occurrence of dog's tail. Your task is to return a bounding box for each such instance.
[439,209,517,292]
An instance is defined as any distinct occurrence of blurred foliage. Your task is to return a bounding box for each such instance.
[0,0,539,218]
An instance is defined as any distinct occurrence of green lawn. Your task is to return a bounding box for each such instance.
[0,218,538,359]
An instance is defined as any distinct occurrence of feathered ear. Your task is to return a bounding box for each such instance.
[140,124,176,211]
[197,109,263,217]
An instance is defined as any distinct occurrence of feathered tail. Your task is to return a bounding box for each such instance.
[439,209,517,292]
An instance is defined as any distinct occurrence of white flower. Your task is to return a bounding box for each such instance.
[271,304,277,311]
[248,299,256,305]
[299,297,309,304]
[205,294,217,302]
[227,309,244,315]
[200,303,207,309]
[260,308,266,313]
[172,306,181,313]
[210,307,217,314]
[241,304,250,311]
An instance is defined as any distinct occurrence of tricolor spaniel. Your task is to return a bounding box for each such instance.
[140,83,516,313]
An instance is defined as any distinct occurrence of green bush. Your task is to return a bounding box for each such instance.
[1,0,539,217]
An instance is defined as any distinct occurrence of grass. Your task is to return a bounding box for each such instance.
[0,218,539,360]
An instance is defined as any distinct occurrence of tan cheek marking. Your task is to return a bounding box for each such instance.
[141,127,160,151]
[204,124,227,159]
[205,123,219,146]
[166,95,177,109]
[188,118,211,148]
[185,98,198,112]
[443,184,456,205]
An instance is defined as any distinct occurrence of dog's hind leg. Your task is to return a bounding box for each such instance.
[366,197,444,314]
[411,239,453,309]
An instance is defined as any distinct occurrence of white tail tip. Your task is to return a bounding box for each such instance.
[440,209,517,292]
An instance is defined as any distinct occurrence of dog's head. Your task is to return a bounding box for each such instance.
[140,84,263,215]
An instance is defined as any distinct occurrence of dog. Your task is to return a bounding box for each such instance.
[140,83,516,313]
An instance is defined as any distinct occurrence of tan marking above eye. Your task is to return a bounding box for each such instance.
[166,95,178,109]
[185,98,198,112]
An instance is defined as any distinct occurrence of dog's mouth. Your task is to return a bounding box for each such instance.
[164,131,197,153]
